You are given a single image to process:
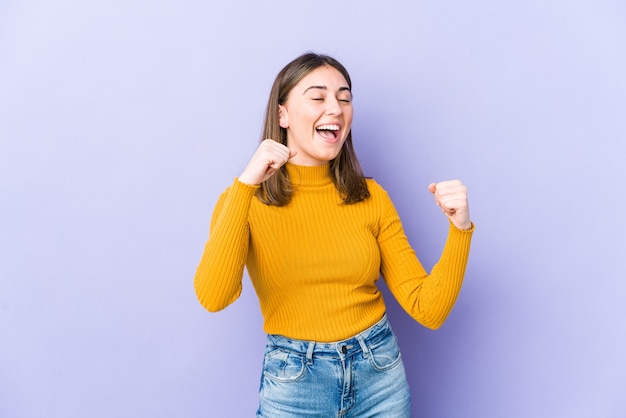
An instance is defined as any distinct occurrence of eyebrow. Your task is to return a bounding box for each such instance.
[303,85,352,95]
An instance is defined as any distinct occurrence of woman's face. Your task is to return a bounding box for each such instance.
[278,66,353,166]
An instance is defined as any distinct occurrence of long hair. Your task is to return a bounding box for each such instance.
[256,52,370,206]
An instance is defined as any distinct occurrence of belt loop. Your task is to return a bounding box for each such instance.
[356,335,370,359]
[306,341,315,365]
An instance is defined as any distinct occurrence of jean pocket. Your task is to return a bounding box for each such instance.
[262,348,307,382]
[368,333,402,372]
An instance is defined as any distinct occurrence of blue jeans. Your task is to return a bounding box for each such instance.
[256,315,410,417]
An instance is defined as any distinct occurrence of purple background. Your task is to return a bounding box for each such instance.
[1,1,625,417]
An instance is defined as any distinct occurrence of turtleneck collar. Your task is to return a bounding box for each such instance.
[286,163,332,187]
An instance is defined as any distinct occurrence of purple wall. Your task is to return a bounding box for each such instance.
[1,1,625,417]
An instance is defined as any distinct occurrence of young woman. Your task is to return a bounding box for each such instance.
[194,53,474,417]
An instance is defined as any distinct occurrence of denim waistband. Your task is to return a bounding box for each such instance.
[265,314,393,362]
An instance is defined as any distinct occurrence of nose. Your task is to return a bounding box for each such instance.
[325,97,343,116]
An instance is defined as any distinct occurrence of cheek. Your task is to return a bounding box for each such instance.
[344,108,354,123]
[294,109,317,126]
[342,113,352,129]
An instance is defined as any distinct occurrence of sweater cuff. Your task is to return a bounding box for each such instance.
[232,177,260,193]
[449,220,475,233]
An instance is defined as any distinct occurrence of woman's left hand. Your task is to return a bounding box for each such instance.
[428,180,472,230]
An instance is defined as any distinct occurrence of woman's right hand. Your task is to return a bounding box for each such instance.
[238,139,297,185]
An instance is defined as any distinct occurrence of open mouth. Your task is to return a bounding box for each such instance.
[315,124,340,140]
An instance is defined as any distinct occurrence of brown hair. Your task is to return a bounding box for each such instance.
[256,52,370,206]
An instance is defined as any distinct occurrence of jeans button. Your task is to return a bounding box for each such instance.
[341,345,348,354]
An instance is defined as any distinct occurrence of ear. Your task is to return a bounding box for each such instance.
[278,105,289,128]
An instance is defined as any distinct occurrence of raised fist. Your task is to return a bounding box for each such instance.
[428,180,472,230]
[238,139,297,185]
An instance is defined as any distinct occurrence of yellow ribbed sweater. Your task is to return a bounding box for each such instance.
[194,163,473,342]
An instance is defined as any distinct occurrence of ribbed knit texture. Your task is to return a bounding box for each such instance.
[194,163,473,342]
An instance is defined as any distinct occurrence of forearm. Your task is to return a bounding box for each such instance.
[414,222,474,329]
[194,179,258,312]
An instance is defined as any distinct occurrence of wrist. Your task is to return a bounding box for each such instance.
[453,220,473,231]
[238,172,259,186]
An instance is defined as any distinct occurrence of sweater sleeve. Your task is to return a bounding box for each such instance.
[194,179,259,312]
[376,185,474,329]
